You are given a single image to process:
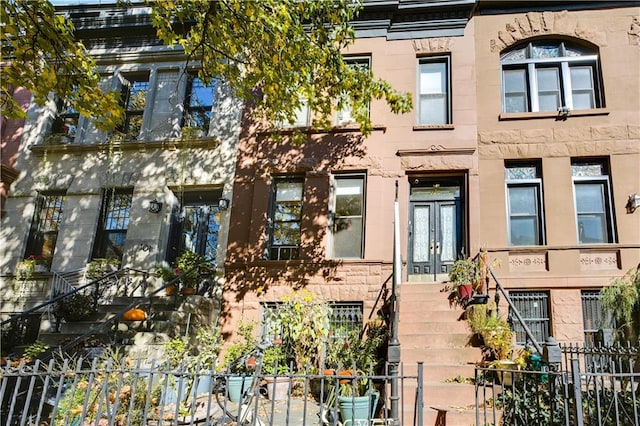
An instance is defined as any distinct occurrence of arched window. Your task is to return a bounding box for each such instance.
[501,40,603,113]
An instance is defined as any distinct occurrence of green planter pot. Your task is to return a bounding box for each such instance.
[337,391,379,422]
[227,375,253,403]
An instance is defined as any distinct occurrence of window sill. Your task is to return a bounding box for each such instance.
[499,108,609,121]
[31,137,221,155]
[260,124,386,136]
[412,124,455,131]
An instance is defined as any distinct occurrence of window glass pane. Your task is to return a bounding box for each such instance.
[504,69,527,113]
[501,47,527,61]
[509,186,537,214]
[570,67,595,109]
[272,222,300,245]
[505,165,538,180]
[335,180,363,216]
[572,163,605,177]
[333,217,362,258]
[333,177,364,258]
[419,60,448,124]
[577,214,607,243]
[419,62,446,94]
[532,44,559,59]
[536,68,561,111]
[575,184,605,212]
[419,95,447,124]
[276,182,303,201]
[510,217,538,245]
[126,80,149,111]
[274,203,302,221]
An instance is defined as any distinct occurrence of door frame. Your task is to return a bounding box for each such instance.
[406,174,468,282]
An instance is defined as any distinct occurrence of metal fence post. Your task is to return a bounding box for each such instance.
[416,362,423,426]
[571,358,584,426]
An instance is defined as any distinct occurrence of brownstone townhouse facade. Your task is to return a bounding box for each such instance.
[0,1,638,355]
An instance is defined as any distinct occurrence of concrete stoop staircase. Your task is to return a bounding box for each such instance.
[398,282,481,426]
[39,295,221,362]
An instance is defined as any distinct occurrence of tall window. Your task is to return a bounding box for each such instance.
[417,56,451,125]
[166,192,221,264]
[501,40,602,113]
[267,178,304,260]
[572,159,615,244]
[184,75,216,134]
[93,189,133,260]
[52,96,79,140]
[330,174,365,258]
[118,73,149,138]
[505,162,545,246]
[336,57,371,125]
[509,291,550,346]
[25,192,66,266]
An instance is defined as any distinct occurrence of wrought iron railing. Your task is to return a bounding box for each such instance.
[475,344,640,426]
[0,357,424,426]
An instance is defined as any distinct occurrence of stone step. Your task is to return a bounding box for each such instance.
[398,332,472,348]
[401,347,482,365]
[398,320,468,334]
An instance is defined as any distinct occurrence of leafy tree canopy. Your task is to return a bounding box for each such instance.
[1,0,123,130]
[2,0,412,135]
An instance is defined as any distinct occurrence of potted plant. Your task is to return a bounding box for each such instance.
[161,325,221,405]
[324,328,386,422]
[86,257,120,280]
[175,251,208,295]
[155,264,180,295]
[222,320,257,403]
[53,292,97,322]
[448,257,481,308]
[261,343,292,400]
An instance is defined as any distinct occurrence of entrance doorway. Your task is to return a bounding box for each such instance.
[408,177,464,282]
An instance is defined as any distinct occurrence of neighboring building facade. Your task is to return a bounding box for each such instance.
[0,4,241,314]
[474,1,640,345]
[0,0,638,354]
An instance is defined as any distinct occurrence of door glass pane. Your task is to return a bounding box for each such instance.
[413,205,430,262]
[536,68,560,111]
[439,204,455,262]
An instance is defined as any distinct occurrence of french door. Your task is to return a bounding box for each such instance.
[408,181,463,281]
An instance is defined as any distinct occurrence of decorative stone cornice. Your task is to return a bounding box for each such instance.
[490,10,608,52]
[30,138,221,156]
[396,146,475,156]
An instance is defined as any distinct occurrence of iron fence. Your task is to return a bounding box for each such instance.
[475,345,639,426]
[0,356,422,426]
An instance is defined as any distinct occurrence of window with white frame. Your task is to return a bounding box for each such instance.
[572,159,615,244]
[509,291,550,346]
[330,174,365,258]
[336,57,371,125]
[501,40,603,113]
[505,161,545,246]
[267,177,304,260]
[417,56,451,125]
[183,74,216,134]
[118,73,150,139]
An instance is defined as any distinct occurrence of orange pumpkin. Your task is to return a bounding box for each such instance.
[122,308,146,321]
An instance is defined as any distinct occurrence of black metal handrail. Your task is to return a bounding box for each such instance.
[2,261,215,360]
[360,272,392,339]
[486,264,543,355]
